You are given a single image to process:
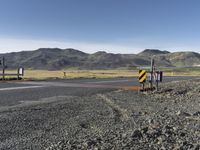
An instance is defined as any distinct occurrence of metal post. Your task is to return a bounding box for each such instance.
[2,57,5,80]
[141,83,145,91]
[155,72,159,91]
[150,58,154,90]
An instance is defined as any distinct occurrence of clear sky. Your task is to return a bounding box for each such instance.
[0,0,200,54]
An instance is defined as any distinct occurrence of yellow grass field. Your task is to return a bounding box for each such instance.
[23,70,138,80]
[4,69,200,80]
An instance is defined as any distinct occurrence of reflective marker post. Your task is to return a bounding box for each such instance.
[156,71,163,91]
[139,69,147,91]
[17,67,24,80]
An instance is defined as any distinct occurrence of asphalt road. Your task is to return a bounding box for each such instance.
[0,76,198,108]
[0,77,196,108]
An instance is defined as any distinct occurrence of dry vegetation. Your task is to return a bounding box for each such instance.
[4,69,200,80]
[24,70,138,80]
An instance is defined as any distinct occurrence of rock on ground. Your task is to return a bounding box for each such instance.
[0,79,200,150]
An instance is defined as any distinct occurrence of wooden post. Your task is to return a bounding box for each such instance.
[63,72,66,78]
[17,68,20,80]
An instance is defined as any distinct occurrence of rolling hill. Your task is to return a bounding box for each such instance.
[0,48,200,70]
[138,49,170,57]
[153,52,200,67]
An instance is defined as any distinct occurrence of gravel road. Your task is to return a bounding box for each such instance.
[0,78,200,149]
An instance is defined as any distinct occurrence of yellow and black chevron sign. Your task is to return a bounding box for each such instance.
[139,70,146,83]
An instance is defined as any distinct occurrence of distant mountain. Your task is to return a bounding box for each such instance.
[153,51,200,67]
[0,48,200,70]
[138,49,170,57]
[0,48,89,70]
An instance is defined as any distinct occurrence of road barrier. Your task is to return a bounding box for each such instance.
[0,57,24,80]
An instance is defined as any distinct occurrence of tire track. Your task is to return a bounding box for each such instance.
[97,94,129,122]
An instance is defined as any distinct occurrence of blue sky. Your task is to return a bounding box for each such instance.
[0,0,200,53]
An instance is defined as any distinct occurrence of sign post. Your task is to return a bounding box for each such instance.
[150,58,154,89]
[2,57,5,80]
[138,58,163,91]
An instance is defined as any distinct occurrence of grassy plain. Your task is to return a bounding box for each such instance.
[4,68,200,80]
[22,70,138,80]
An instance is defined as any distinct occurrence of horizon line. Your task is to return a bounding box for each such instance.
[0,38,199,54]
[1,47,200,55]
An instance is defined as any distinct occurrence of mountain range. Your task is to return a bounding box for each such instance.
[0,48,200,70]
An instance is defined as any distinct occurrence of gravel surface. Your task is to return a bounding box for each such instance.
[0,78,200,149]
